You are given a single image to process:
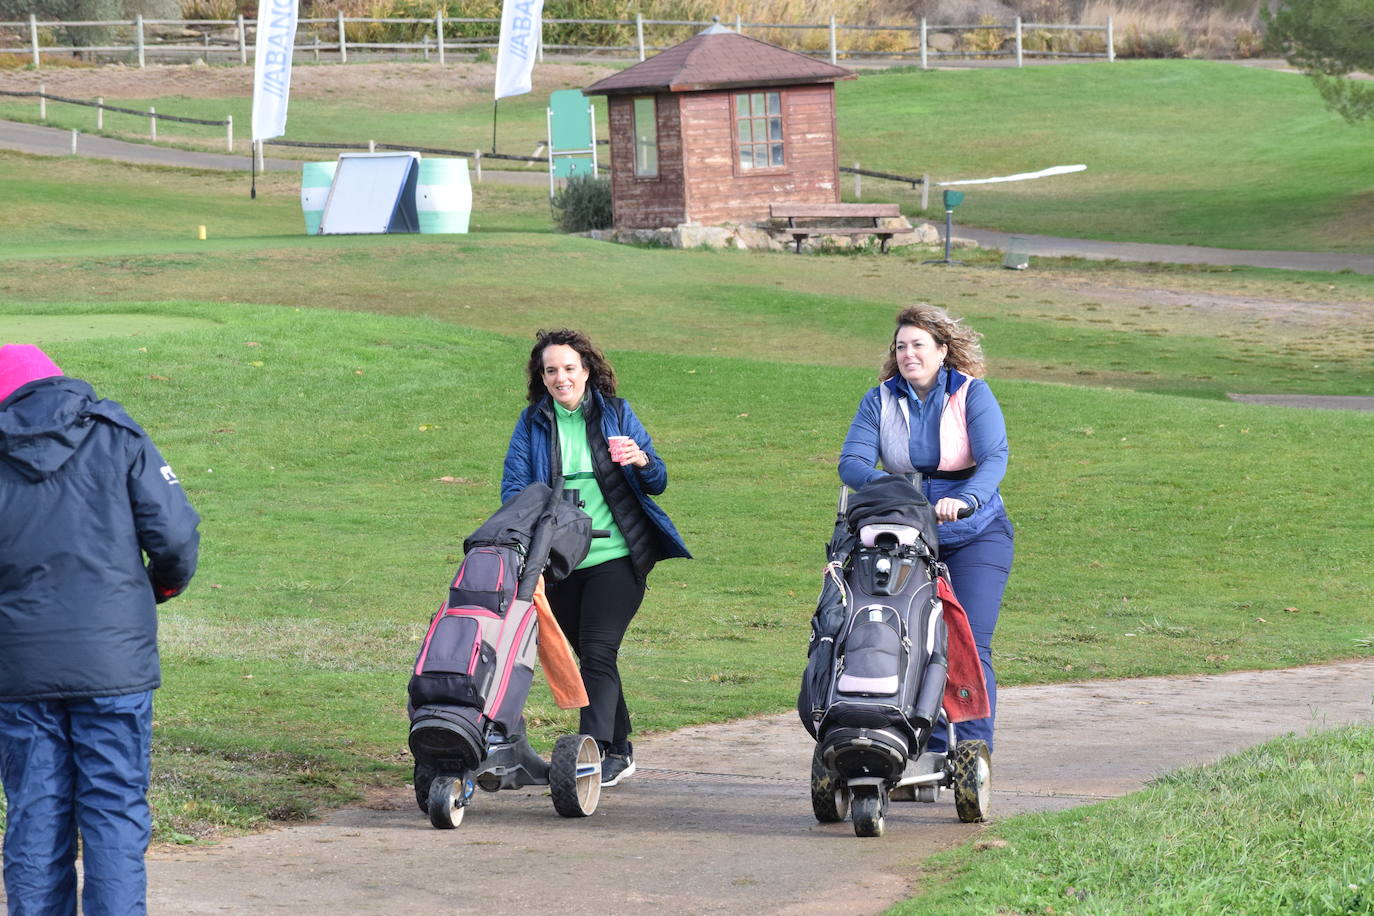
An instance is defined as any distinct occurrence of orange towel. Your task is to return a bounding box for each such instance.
[938,576,991,723]
[533,577,588,710]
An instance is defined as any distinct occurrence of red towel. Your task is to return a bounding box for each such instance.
[533,577,589,710]
[939,576,991,723]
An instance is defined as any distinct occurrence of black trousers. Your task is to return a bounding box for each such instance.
[545,556,646,749]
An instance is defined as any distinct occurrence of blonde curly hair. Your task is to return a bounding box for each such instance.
[878,304,985,381]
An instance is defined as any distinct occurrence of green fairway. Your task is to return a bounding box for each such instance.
[4,59,1371,252]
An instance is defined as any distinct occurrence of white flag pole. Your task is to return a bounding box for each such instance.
[250,0,300,195]
[492,0,544,152]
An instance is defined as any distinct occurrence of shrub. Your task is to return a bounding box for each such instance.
[551,174,612,233]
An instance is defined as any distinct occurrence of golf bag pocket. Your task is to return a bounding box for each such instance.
[449,546,520,615]
[409,609,497,709]
[798,563,848,735]
[836,605,903,697]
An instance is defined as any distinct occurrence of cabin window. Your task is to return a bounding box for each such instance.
[633,97,659,177]
[734,91,784,170]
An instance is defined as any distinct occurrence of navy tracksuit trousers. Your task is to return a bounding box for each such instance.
[0,691,153,916]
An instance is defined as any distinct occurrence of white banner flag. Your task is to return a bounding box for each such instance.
[251,0,300,141]
[494,0,544,100]
[937,164,1087,187]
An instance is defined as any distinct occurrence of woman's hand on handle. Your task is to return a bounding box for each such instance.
[934,497,973,522]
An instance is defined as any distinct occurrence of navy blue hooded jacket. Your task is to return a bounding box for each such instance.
[0,376,200,701]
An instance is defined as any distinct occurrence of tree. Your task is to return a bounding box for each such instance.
[1264,0,1374,124]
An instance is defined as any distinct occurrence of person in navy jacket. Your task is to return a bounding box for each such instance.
[0,344,200,914]
[838,305,1013,754]
[502,329,689,788]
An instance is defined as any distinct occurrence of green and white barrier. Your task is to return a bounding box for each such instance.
[300,161,337,235]
[416,158,472,234]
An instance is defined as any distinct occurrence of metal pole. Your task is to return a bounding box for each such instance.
[1015,16,1023,67]
[1107,16,1115,62]
[29,14,39,69]
[337,10,347,62]
[226,114,233,152]
[635,13,644,61]
[136,14,145,68]
[919,18,927,70]
[436,10,444,65]
[829,16,836,65]
[237,14,246,63]
[150,106,156,141]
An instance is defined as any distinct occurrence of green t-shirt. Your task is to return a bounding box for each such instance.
[554,400,630,570]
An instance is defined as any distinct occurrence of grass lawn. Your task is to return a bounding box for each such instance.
[3,59,1371,252]
[0,93,1371,912]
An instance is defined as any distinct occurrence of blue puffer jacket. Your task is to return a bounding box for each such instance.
[502,390,690,577]
[0,376,200,701]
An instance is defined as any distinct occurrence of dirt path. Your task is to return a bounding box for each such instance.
[125,660,1374,915]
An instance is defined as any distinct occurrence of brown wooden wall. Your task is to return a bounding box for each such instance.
[604,83,840,230]
[680,83,839,226]
[607,94,686,230]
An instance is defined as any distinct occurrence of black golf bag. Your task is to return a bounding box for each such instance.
[798,475,950,782]
[408,481,591,776]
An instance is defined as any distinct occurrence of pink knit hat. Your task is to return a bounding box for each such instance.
[0,344,64,403]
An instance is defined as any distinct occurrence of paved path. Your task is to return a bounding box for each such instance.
[4,118,1372,274]
[111,660,1373,915]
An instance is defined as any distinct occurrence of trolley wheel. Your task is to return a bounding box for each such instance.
[427,774,473,830]
[851,787,887,838]
[549,734,602,818]
[809,745,850,823]
[414,760,437,814]
[951,740,992,823]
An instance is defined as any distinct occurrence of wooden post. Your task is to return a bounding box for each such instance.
[436,10,445,65]
[97,97,103,129]
[474,149,482,182]
[237,14,246,63]
[919,18,928,70]
[921,174,929,211]
[29,14,40,69]
[829,16,837,65]
[136,14,145,68]
[70,129,78,155]
[368,140,376,152]
[150,106,156,141]
[337,10,347,62]
[39,84,45,120]
[1107,16,1115,62]
[313,35,320,62]
[1015,16,1023,67]
[226,114,233,152]
[422,36,429,60]
[635,13,644,61]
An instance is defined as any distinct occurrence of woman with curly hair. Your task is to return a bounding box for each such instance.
[501,329,690,786]
[838,304,1013,755]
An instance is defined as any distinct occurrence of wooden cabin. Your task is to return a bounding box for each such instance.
[583,24,855,230]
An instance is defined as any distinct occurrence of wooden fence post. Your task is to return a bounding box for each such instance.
[237,14,247,63]
[1015,16,1023,67]
[226,114,233,152]
[70,130,78,155]
[150,106,156,141]
[436,10,445,65]
[920,174,929,211]
[635,13,644,61]
[136,14,145,68]
[919,18,928,70]
[474,149,482,182]
[337,10,347,62]
[829,16,837,65]
[97,97,103,129]
[29,14,40,68]
[1107,16,1115,61]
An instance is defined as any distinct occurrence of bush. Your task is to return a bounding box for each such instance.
[551,174,612,233]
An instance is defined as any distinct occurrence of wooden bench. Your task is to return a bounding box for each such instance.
[769,203,916,254]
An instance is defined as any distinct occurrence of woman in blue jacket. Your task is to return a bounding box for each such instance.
[838,305,1013,754]
[502,329,689,787]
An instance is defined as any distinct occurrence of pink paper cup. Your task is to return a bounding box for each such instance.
[608,435,634,464]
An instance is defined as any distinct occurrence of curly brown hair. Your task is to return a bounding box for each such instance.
[878,304,986,381]
[525,328,619,406]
